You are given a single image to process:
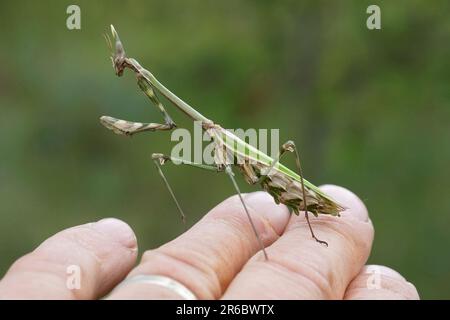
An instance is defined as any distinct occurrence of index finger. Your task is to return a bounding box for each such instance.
[222,185,374,299]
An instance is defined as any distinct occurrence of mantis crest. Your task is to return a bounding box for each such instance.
[101,26,345,259]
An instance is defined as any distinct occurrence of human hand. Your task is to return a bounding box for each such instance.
[0,185,419,299]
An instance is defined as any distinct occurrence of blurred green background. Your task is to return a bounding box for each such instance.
[0,0,449,299]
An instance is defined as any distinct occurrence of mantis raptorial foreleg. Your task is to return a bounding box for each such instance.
[101,39,176,136]
[261,141,328,247]
[136,76,176,130]
[100,115,174,136]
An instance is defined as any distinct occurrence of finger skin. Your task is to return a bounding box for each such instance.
[344,265,420,300]
[107,192,290,300]
[0,218,137,299]
[222,185,374,299]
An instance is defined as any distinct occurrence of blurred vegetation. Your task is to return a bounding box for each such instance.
[0,0,449,298]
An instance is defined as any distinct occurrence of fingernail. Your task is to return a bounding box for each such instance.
[319,185,369,222]
[94,218,137,249]
[245,191,291,235]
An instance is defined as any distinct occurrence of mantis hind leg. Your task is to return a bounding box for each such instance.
[263,141,328,247]
[101,28,177,136]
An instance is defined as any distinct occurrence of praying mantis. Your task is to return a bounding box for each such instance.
[100,25,345,259]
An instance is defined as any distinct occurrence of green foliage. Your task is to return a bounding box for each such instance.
[0,1,449,298]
